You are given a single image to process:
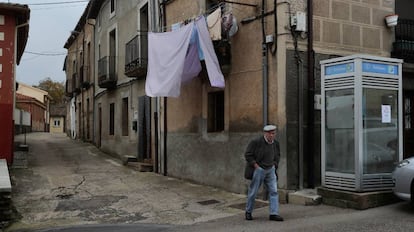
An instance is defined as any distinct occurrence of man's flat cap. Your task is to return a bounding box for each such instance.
[263,125,277,132]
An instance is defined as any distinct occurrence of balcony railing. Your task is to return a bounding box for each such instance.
[98,56,117,89]
[125,34,148,78]
[392,19,414,63]
[80,65,91,89]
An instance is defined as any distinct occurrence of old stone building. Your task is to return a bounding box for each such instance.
[65,0,160,170]
[64,1,95,142]
[160,0,397,197]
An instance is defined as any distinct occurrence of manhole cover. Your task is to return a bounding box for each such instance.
[197,199,220,205]
[229,201,268,210]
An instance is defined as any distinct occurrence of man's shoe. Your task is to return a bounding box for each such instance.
[245,212,253,220]
[269,215,284,221]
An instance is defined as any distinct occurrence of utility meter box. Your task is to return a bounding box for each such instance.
[321,54,403,192]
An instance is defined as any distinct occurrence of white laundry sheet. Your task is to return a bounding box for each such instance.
[145,16,225,97]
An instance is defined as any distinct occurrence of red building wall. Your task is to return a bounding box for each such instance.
[0,13,16,164]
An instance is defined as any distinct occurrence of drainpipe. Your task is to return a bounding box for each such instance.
[151,0,159,173]
[307,0,315,188]
[81,30,85,141]
[162,1,168,176]
[262,0,268,125]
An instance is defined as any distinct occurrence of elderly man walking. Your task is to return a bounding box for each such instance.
[244,124,283,221]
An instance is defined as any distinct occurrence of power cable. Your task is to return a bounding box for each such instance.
[25,51,66,56]
[16,0,88,5]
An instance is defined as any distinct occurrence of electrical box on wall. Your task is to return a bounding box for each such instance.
[314,94,321,110]
[291,11,307,32]
[265,34,274,44]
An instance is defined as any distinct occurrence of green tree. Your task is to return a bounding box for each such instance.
[35,77,65,104]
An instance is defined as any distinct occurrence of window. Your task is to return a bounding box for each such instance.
[325,89,355,173]
[207,91,224,132]
[54,119,60,127]
[109,103,115,135]
[362,89,398,174]
[206,0,220,10]
[87,42,91,83]
[98,13,101,27]
[109,29,117,77]
[110,0,116,15]
[122,97,129,136]
[139,3,148,61]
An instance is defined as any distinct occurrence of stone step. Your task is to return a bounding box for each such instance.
[288,189,322,206]
[127,162,154,172]
[123,156,153,172]
[0,159,11,193]
[317,187,400,210]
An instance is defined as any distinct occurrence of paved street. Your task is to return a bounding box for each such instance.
[6,132,414,232]
[8,132,246,231]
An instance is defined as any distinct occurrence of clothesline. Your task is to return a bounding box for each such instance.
[156,2,228,32]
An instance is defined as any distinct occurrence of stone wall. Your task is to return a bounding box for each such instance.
[313,0,395,56]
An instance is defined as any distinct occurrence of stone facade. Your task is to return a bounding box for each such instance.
[64,8,95,142]
[312,0,394,55]
[162,0,397,195]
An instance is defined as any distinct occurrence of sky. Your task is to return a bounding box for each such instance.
[7,0,88,86]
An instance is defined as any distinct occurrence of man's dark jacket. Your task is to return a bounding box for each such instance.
[244,136,280,180]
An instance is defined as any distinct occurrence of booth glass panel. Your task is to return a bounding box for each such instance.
[325,89,355,173]
[362,88,399,174]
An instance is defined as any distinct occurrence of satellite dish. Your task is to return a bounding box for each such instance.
[228,16,238,37]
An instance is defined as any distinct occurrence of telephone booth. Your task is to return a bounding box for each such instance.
[321,54,403,192]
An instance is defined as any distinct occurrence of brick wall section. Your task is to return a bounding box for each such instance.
[313,0,395,55]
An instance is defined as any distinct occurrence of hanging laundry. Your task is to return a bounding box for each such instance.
[222,12,233,33]
[195,16,225,88]
[182,26,202,83]
[145,16,225,97]
[171,22,183,31]
[145,23,193,97]
[207,8,222,41]
[222,12,238,38]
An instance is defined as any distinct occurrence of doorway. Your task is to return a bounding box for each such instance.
[137,96,151,162]
[403,90,414,159]
[98,104,102,148]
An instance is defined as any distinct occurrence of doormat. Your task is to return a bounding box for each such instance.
[228,201,268,210]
